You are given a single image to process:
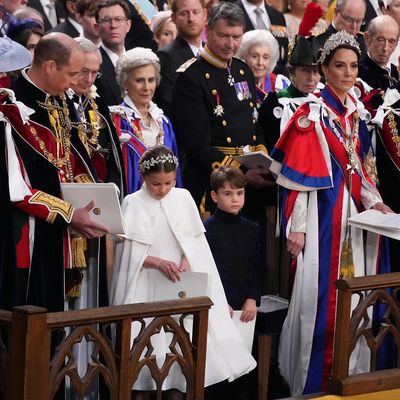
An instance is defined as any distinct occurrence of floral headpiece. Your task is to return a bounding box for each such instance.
[318,30,361,64]
[139,153,178,174]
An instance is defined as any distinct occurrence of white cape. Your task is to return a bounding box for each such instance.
[111,186,256,390]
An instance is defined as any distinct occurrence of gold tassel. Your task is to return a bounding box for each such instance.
[72,236,87,268]
[339,237,355,279]
[65,269,83,300]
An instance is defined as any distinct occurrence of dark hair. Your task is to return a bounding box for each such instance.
[32,35,72,69]
[171,0,205,13]
[207,2,245,29]
[210,166,246,191]
[139,145,178,176]
[76,0,97,16]
[95,0,130,21]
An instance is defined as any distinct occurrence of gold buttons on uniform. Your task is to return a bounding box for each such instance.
[226,137,232,143]
[212,89,217,95]
[222,120,227,126]
[252,135,257,141]
[249,102,254,108]
[240,69,244,75]
[205,73,210,79]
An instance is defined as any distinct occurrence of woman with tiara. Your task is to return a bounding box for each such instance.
[270,31,392,395]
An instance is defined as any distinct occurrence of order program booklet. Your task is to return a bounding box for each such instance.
[348,209,400,240]
[61,183,125,234]
[232,151,273,170]
[232,310,256,352]
[147,270,209,302]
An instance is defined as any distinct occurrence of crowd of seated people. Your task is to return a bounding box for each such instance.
[1,0,400,398]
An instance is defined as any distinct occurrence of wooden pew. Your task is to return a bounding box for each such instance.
[0,297,212,399]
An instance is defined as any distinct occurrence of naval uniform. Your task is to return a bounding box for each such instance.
[172,46,267,211]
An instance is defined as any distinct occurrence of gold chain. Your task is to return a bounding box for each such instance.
[36,94,74,181]
[130,114,165,146]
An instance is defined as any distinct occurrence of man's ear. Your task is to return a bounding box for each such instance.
[44,59,56,75]
[66,0,77,16]
[126,18,132,32]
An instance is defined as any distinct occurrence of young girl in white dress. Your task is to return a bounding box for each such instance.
[111,145,256,398]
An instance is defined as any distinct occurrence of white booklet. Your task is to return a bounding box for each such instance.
[258,295,289,313]
[232,151,273,170]
[61,183,125,234]
[147,270,209,301]
[348,210,400,240]
[232,310,256,352]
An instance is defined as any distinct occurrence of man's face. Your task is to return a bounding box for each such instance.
[291,66,320,93]
[172,0,207,41]
[71,51,101,96]
[334,0,366,36]
[3,0,27,13]
[95,5,131,50]
[80,10,100,42]
[46,49,84,95]
[365,23,399,67]
[206,19,243,62]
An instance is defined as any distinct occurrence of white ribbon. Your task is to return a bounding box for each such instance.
[278,96,308,134]
[1,113,32,202]
[0,91,35,201]
[371,88,400,128]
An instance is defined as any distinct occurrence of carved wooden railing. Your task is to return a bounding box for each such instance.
[329,272,400,396]
[0,296,213,400]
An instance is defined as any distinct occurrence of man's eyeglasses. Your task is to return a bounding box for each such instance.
[80,69,102,79]
[339,11,364,26]
[98,16,128,25]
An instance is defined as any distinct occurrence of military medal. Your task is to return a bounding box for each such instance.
[252,107,258,122]
[234,81,252,101]
[213,92,224,116]
[227,66,235,86]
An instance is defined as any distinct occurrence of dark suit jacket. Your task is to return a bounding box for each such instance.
[95,47,121,107]
[27,0,66,32]
[123,0,157,51]
[358,54,399,91]
[154,35,195,119]
[49,18,80,37]
[235,0,289,75]
[312,24,367,60]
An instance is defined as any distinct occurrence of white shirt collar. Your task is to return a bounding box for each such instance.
[101,44,125,67]
[241,0,270,28]
[188,42,203,57]
[68,16,83,35]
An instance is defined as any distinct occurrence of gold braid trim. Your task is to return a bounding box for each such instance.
[74,174,94,183]
[387,111,400,157]
[46,211,57,224]
[29,191,74,223]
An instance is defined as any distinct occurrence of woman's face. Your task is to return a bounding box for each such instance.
[26,32,42,56]
[387,0,400,26]
[156,20,177,50]
[322,48,358,99]
[245,44,271,83]
[124,64,157,110]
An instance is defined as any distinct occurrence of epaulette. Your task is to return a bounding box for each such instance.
[176,58,197,73]
[232,56,249,66]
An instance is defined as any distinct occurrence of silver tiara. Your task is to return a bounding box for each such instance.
[318,30,361,64]
[139,153,178,173]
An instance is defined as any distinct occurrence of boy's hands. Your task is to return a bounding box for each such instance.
[240,298,257,322]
